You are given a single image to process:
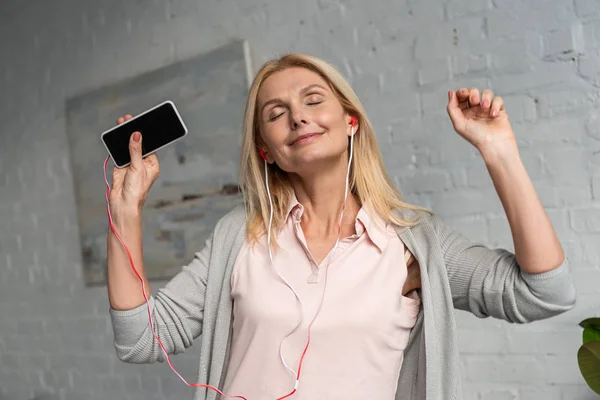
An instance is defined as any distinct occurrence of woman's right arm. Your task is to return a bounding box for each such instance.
[109,233,212,364]
[106,114,206,363]
[107,113,159,311]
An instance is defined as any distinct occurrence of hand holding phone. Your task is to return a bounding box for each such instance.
[101,100,188,168]
[107,115,161,215]
[102,100,188,213]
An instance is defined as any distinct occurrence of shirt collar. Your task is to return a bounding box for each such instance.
[285,192,388,252]
[285,191,304,221]
[355,205,389,252]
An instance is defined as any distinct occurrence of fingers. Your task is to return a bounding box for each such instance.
[144,153,161,183]
[116,113,143,170]
[116,114,133,124]
[456,88,470,105]
[481,90,493,109]
[468,88,480,107]
[128,131,144,171]
[143,152,160,169]
[446,90,465,130]
[490,96,504,117]
[144,152,158,163]
[453,88,503,117]
[456,88,481,106]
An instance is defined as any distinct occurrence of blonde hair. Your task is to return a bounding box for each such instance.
[238,53,432,244]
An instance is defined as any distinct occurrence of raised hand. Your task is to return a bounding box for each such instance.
[446,88,517,155]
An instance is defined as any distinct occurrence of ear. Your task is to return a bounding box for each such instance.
[348,116,359,136]
[258,148,275,164]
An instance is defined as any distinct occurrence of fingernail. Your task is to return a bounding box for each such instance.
[133,132,141,142]
[448,91,452,100]
[491,109,498,117]
[482,100,489,108]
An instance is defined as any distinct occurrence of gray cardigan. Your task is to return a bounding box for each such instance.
[109,206,577,399]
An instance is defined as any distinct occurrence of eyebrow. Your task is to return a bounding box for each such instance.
[260,84,328,115]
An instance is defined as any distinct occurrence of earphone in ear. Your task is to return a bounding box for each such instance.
[254,112,357,397]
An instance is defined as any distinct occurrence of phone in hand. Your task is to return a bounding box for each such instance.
[101,100,188,168]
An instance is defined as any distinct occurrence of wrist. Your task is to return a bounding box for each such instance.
[109,201,143,224]
[478,140,520,167]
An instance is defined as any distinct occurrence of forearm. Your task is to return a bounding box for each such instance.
[108,208,208,363]
[480,144,565,274]
[107,206,152,310]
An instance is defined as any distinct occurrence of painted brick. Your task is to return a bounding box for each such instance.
[570,208,600,233]
[575,0,600,18]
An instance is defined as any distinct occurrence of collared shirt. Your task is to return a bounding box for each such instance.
[111,203,577,400]
[221,195,421,399]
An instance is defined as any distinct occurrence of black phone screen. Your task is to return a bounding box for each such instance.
[101,102,187,167]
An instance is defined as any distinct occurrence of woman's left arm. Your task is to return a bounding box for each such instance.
[440,88,577,322]
[447,88,564,274]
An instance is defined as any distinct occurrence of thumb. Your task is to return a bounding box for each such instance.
[446,90,465,131]
[129,131,144,170]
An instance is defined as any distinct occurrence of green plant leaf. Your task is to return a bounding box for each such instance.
[580,318,600,334]
[584,328,600,344]
[578,341,600,395]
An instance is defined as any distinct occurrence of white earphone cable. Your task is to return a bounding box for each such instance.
[265,123,356,387]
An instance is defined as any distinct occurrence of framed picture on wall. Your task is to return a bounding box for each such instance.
[65,40,252,286]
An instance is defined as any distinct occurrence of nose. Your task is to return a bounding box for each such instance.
[292,118,308,129]
[290,106,308,129]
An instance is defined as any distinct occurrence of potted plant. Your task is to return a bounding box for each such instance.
[578,318,600,394]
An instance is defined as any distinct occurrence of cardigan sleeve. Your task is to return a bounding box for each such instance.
[431,214,577,323]
[108,234,212,363]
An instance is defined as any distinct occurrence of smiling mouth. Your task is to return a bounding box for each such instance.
[291,132,323,145]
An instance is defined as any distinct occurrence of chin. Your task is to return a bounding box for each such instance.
[288,151,340,173]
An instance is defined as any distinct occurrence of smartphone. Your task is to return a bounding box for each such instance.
[101,100,188,168]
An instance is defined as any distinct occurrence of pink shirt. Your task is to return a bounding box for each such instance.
[222,197,420,399]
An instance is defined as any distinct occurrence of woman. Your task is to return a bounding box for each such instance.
[106,54,576,400]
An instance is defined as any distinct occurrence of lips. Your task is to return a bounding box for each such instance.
[291,132,323,145]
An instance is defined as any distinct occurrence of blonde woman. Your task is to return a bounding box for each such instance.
[106,54,576,400]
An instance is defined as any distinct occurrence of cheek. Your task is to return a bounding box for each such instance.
[260,123,286,149]
[316,106,336,122]
[320,115,347,142]
[313,104,345,131]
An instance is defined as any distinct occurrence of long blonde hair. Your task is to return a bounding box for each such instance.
[238,53,432,244]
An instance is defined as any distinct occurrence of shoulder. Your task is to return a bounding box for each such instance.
[213,204,247,236]
[391,207,440,236]
[204,204,248,259]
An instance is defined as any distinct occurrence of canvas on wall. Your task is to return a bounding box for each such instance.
[65,40,252,286]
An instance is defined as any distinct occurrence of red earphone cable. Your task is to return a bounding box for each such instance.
[103,157,249,400]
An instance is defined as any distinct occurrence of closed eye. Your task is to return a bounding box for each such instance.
[269,111,285,121]
[306,94,324,105]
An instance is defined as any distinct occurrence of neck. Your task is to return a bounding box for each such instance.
[288,156,359,236]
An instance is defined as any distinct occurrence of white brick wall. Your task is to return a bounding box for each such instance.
[0,0,598,399]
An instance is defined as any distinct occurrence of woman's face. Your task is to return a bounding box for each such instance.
[256,67,353,174]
